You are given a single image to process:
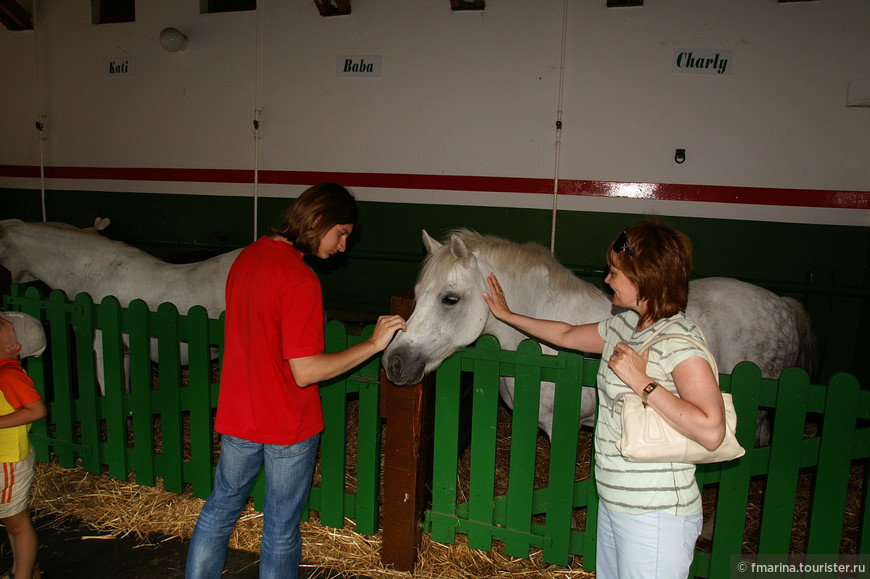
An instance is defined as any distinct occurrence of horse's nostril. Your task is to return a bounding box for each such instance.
[387,356,402,379]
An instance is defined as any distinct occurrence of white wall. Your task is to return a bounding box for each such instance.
[560,0,870,191]
[257,1,563,178]
[1,0,868,224]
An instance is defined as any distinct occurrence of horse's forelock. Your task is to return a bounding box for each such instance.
[418,245,463,289]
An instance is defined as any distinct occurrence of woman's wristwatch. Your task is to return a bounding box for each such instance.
[641,381,660,408]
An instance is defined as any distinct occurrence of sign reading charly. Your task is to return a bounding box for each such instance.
[672,49,732,76]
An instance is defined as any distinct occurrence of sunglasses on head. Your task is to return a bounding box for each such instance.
[613,229,634,256]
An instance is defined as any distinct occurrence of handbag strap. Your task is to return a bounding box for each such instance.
[637,325,719,384]
[636,318,683,351]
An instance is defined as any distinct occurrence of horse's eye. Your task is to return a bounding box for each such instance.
[441,295,460,306]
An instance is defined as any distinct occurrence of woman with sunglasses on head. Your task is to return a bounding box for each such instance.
[483,220,724,579]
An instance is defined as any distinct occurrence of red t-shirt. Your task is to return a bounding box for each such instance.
[215,236,325,445]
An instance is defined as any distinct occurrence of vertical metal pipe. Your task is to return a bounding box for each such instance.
[550,0,569,253]
[252,4,263,242]
[34,0,47,221]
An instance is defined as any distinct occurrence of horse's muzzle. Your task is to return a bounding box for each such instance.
[382,345,426,386]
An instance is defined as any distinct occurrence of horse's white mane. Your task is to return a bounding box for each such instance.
[422,228,602,299]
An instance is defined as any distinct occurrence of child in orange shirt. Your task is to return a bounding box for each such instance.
[0,312,47,579]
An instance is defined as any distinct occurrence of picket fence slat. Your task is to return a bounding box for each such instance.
[187,306,214,498]
[430,355,463,545]
[353,376,379,534]
[128,300,156,487]
[320,321,350,528]
[503,340,543,559]
[156,302,184,494]
[758,368,810,553]
[353,323,384,535]
[99,296,127,480]
[807,372,861,554]
[467,340,500,553]
[542,350,585,566]
[56,291,83,468]
[70,295,98,472]
[699,362,760,578]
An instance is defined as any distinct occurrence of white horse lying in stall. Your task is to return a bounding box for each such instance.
[0,219,240,391]
[383,229,817,444]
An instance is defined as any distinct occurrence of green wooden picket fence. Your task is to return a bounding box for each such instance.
[5,285,869,578]
[425,335,870,578]
[4,285,383,534]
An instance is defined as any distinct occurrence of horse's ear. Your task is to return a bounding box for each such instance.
[422,230,442,254]
[449,234,478,270]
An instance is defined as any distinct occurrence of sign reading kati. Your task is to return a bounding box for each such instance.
[103,57,136,77]
[672,49,732,76]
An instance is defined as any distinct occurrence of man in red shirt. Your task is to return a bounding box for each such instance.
[186,183,406,579]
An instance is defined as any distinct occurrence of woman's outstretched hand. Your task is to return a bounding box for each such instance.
[483,273,512,321]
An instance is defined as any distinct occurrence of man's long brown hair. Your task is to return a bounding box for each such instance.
[271,183,359,255]
[606,220,693,328]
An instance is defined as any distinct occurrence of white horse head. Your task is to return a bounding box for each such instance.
[384,229,616,386]
[383,230,493,384]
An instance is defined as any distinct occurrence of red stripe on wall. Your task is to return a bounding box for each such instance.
[1,164,867,210]
[560,180,869,210]
[260,170,553,194]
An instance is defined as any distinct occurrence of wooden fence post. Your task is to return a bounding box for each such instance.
[379,289,435,571]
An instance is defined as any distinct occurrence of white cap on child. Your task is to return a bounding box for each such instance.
[0,312,47,358]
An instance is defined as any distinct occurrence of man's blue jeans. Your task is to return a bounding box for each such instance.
[185,433,320,579]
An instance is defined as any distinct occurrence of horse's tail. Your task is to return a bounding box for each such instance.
[784,296,818,378]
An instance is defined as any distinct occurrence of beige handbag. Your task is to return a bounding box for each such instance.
[614,321,746,464]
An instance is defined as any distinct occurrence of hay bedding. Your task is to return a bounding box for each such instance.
[29,459,593,578]
[29,398,595,579]
[29,399,861,578]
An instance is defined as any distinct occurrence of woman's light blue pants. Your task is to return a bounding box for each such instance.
[595,500,703,579]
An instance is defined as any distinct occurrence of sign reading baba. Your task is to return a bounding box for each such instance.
[336,55,382,77]
[672,49,732,76]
